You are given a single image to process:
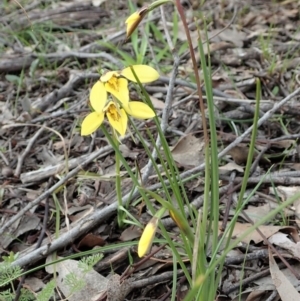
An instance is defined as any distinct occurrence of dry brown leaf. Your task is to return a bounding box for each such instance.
[254,262,300,290]
[0,214,40,248]
[150,95,165,110]
[78,233,106,249]
[228,143,270,165]
[218,28,247,47]
[119,226,141,241]
[244,203,273,224]
[241,11,258,27]
[119,144,139,160]
[285,163,300,171]
[46,255,108,301]
[268,232,300,260]
[231,291,263,301]
[107,274,132,301]
[271,139,295,149]
[245,290,266,301]
[229,222,287,244]
[219,162,244,175]
[274,186,300,226]
[171,134,205,168]
[69,205,94,223]
[269,249,300,301]
[227,144,249,164]
[24,277,45,292]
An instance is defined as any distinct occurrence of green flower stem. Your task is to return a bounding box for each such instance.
[221,79,261,260]
[113,135,123,228]
[154,207,167,219]
[198,30,220,301]
[101,124,192,284]
[148,0,174,11]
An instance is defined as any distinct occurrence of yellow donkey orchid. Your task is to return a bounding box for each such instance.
[99,65,159,106]
[81,65,159,136]
[81,82,156,137]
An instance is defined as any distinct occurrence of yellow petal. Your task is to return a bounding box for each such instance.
[169,210,183,230]
[81,112,104,136]
[90,81,107,112]
[106,105,128,137]
[100,71,120,83]
[169,210,194,244]
[125,7,149,39]
[125,11,142,38]
[125,12,140,24]
[105,78,129,106]
[121,65,159,83]
[124,101,155,119]
[138,217,158,257]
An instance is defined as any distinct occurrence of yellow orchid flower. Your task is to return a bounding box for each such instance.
[125,7,148,39]
[100,71,129,106]
[121,65,159,83]
[125,1,173,39]
[138,217,159,257]
[81,81,156,136]
[138,207,167,257]
[99,65,159,106]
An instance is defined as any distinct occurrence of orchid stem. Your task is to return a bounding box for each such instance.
[114,134,123,228]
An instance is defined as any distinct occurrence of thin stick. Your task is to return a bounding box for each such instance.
[14,125,45,177]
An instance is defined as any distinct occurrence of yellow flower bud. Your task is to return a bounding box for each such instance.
[138,217,158,257]
[125,7,149,39]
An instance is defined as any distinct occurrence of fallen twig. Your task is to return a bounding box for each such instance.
[19,147,112,183]
[14,125,45,178]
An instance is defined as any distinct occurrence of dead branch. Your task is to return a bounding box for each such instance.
[19,148,111,183]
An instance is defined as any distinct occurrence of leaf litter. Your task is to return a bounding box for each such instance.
[0,0,300,300]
